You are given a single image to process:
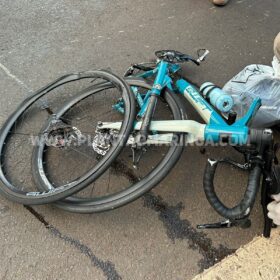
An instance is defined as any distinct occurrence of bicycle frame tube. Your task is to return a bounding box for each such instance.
[100,120,206,144]
[136,61,172,118]
[175,79,262,145]
[108,60,262,146]
[176,79,226,125]
[150,61,169,95]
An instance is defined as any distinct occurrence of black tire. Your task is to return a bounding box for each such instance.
[34,79,185,213]
[0,71,135,205]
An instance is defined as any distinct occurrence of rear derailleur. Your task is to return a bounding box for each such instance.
[92,126,147,167]
[92,124,119,156]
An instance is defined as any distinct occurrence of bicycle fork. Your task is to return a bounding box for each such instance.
[138,94,158,142]
[138,61,169,143]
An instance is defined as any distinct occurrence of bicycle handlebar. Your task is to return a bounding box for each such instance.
[203,159,262,220]
[154,50,204,65]
[203,128,275,223]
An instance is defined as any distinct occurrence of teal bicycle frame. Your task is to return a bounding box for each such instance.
[105,60,262,146]
[100,57,279,237]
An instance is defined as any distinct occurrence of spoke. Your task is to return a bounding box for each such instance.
[7,132,44,137]
[107,168,111,193]
[90,181,96,197]
[75,102,88,119]
[67,145,95,161]
[14,109,30,132]
[70,109,116,125]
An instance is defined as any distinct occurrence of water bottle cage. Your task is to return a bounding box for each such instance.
[200,83,217,98]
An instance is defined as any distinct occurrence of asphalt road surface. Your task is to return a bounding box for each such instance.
[0,0,279,279]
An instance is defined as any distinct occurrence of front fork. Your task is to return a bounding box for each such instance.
[138,94,158,142]
[138,61,168,142]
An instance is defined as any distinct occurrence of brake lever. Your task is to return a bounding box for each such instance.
[181,55,200,66]
[197,49,210,64]
[190,58,200,66]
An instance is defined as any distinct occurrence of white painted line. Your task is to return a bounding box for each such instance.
[0,62,30,91]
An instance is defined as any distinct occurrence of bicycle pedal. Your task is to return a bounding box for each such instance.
[197,218,251,230]
[197,220,232,229]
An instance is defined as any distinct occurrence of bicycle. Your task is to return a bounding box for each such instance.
[0,50,279,237]
[62,49,279,236]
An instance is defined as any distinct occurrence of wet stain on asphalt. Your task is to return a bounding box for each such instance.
[112,159,236,271]
[142,193,235,270]
[111,160,140,183]
[24,206,122,280]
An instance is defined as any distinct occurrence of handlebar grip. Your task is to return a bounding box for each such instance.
[203,159,262,219]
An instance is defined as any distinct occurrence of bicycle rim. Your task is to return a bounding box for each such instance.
[0,71,135,205]
[38,80,185,213]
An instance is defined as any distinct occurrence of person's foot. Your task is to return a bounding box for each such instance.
[211,0,229,6]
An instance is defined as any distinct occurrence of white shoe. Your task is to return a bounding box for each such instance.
[211,0,229,6]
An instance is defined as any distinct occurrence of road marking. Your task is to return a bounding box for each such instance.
[0,62,30,91]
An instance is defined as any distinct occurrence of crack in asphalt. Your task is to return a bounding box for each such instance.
[111,159,236,271]
[24,206,122,280]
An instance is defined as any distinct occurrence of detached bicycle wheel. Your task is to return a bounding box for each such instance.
[33,78,185,213]
[0,71,135,205]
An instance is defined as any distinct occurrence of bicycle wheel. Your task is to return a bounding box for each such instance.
[33,78,185,213]
[0,70,135,205]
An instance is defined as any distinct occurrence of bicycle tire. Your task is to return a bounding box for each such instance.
[34,79,185,213]
[0,70,135,205]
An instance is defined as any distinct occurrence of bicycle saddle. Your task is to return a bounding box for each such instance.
[155,50,200,65]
